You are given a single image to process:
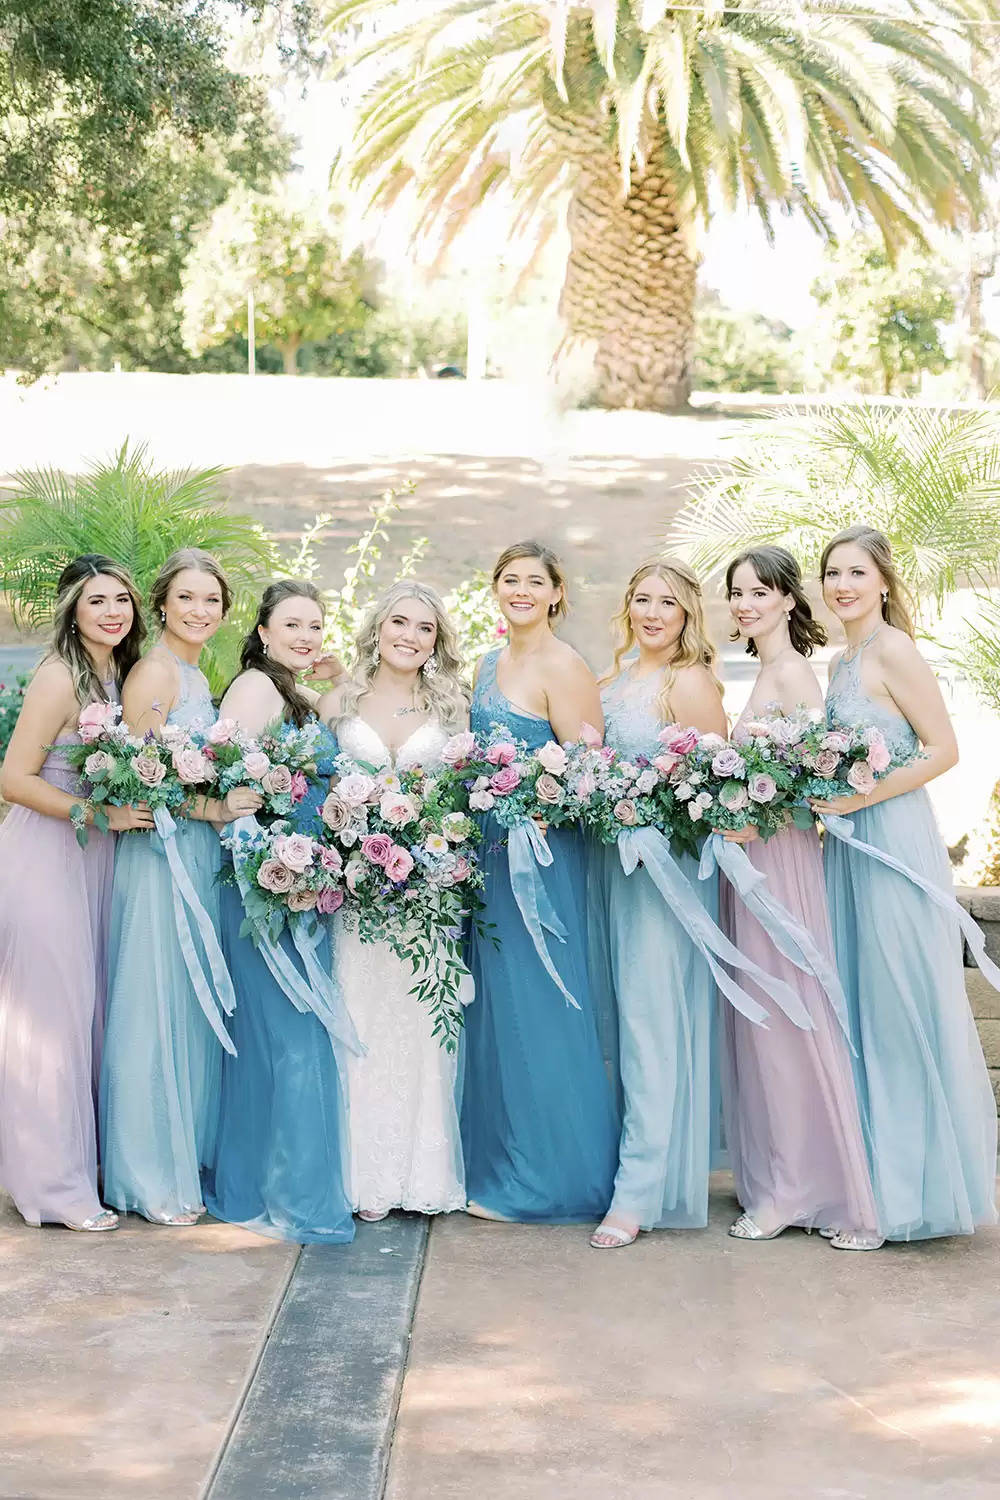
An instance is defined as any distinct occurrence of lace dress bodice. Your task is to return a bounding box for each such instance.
[471,649,554,751]
[601,669,665,761]
[826,645,919,761]
[164,652,216,734]
[335,714,450,771]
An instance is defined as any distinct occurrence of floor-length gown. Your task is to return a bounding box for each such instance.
[0,699,116,1226]
[335,715,465,1216]
[587,670,717,1229]
[460,648,619,1223]
[719,703,879,1236]
[205,719,354,1243]
[100,654,225,1221]
[824,644,997,1240]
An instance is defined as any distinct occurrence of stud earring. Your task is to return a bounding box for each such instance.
[423,652,439,677]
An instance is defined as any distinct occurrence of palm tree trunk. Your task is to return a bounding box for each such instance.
[557,141,698,411]
[278,336,301,376]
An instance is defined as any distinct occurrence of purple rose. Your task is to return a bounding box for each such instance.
[711,747,745,779]
[747,773,777,804]
[361,833,394,866]
[490,765,522,795]
[316,885,344,915]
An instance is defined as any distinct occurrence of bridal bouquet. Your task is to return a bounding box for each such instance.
[194,716,321,819]
[65,701,200,846]
[221,818,345,942]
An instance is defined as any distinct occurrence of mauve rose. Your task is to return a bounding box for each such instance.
[384,845,415,883]
[711,747,745,779]
[287,886,318,912]
[316,885,344,915]
[441,731,478,766]
[173,747,212,785]
[338,772,377,806]
[813,749,841,778]
[272,833,314,873]
[718,781,749,812]
[361,833,394,866]
[867,738,891,774]
[536,741,567,775]
[485,741,517,767]
[321,793,350,833]
[535,773,563,806]
[469,790,495,812]
[78,701,116,743]
[257,859,294,894]
[747,773,777,804]
[208,719,237,745]
[847,761,876,795]
[380,791,417,826]
[319,845,343,873]
[132,752,166,788]
[290,770,309,804]
[613,798,638,826]
[243,751,271,780]
[490,765,521,795]
[84,750,115,779]
[262,764,293,798]
[821,731,851,754]
[659,725,699,755]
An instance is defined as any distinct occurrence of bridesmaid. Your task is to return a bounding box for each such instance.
[0,556,151,1231]
[205,580,354,1244]
[100,549,261,1225]
[461,540,619,1223]
[816,524,997,1240]
[720,546,881,1250]
[588,559,727,1248]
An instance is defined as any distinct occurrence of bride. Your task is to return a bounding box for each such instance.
[318,581,469,1220]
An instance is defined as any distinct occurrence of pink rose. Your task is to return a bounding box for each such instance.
[316,885,344,915]
[84,750,115,779]
[535,773,563,806]
[384,845,415,883]
[813,749,841,778]
[319,845,343,874]
[490,765,521,795]
[718,782,749,812]
[257,859,294,894]
[289,770,310,804]
[613,798,638,826]
[441,731,478,767]
[287,886,318,912]
[380,791,417,826]
[78,701,116,743]
[536,741,567,775]
[866,738,891,775]
[131,751,166,788]
[338,772,377,806]
[243,751,271,780]
[321,793,351,833]
[699,732,727,753]
[361,833,394,866]
[652,752,682,776]
[485,741,517,767]
[711,747,745,779]
[822,731,851,754]
[208,719,237,746]
[659,725,699,755]
[747,773,777,804]
[261,764,293,798]
[271,833,314,873]
[579,721,603,749]
[173,746,214,785]
[846,761,876,796]
[449,856,472,885]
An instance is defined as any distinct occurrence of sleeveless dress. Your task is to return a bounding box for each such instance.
[460,649,619,1223]
[205,719,354,1243]
[0,693,117,1226]
[718,700,879,1235]
[824,644,998,1240]
[586,670,717,1229]
[334,714,465,1216]
[100,654,225,1221]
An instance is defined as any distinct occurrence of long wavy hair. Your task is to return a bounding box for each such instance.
[46,554,145,705]
[492,540,569,622]
[819,524,916,640]
[726,546,827,659]
[231,579,323,728]
[149,547,232,625]
[602,557,721,722]
[340,580,468,730]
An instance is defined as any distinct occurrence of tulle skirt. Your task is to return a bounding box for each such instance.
[824,789,998,1240]
[0,804,113,1225]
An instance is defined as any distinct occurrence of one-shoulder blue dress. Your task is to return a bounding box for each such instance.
[460,649,619,1222]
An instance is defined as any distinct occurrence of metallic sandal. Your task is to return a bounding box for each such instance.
[65,1209,119,1232]
[728,1213,790,1241]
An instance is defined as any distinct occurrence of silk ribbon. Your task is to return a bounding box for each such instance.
[506,818,579,1009]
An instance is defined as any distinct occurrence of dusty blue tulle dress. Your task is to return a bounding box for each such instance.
[586,669,718,1229]
[205,719,354,1244]
[460,649,619,1222]
[100,654,226,1221]
[824,643,998,1240]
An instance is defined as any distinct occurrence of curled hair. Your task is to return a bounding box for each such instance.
[819,524,916,640]
[339,580,468,731]
[492,540,569,622]
[46,554,145,706]
[601,557,722,722]
[149,548,232,624]
[232,579,323,728]
[726,546,827,659]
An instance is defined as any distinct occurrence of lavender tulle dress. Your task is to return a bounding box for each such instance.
[0,701,116,1226]
[824,645,998,1240]
[719,706,879,1236]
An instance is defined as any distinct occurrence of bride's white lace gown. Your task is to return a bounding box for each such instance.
[334,714,466,1216]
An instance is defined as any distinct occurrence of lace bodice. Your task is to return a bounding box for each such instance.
[826,645,918,761]
[163,651,216,734]
[335,714,450,771]
[471,648,554,751]
[601,669,665,760]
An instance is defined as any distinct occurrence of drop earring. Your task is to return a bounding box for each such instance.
[423,652,439,677]
[160,610,166,625]
[372,644,381,667]
[263,641,269,658]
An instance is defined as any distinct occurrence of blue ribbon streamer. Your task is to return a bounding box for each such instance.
[507,819,579,1009]
[154,805,237,1056]
[821,812,1000,994]
[699,833,851,1043]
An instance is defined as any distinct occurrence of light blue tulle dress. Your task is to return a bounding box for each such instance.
[587,669,717,1229]
[205,719,354,1243]
[824,643,998,1240]
[460,648,620,1222]
[100,654,226,1221]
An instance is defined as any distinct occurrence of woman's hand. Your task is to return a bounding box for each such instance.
[223,787,265,820]
[107,802,156,832]
[809,794,869,817]
[531,813,550,838]
[310,653,347,685]
[715,824,759,844]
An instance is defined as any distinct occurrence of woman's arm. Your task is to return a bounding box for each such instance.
[217,671,284,741]
[669,666,728,738]
[544,652,604,743]
[122,656,177,738]
[316,681,348,728]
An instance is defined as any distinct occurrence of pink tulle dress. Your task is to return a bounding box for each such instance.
[0,717,115,1225]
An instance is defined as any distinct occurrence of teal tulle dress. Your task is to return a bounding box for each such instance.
[460,649,619,1223]
[587,670,717,1229]
[205,719,353,1244]
[824,642,998,1240]
[100,654,228,1222]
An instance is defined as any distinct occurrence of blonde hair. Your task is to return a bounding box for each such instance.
[46,554,145,706]
[491,540,569,622]
[602,557,722,722]
[149,548,232,623]
[819,525,916,640]
[340,580,468,731]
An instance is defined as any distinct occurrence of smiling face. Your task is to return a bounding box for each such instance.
[377,596,438,672]
[162,567,225,648]
[75,573,135,651]
[728,561,791,644]
[494,556,562,629]
[629,570,686,655]
[259,595,324,673]
[822,542,885,625]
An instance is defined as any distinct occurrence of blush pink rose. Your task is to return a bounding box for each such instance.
[208,719,237,745]
[338,772,377,806]
[747,773,777,804]
[866,737,891,774]
[535,773,563,806]
[319,845,343,874]
[316,885,344,915]
[257,859,294,894]
[261,764,293,798]
[699,732,727,753]
[613,798,638,826]
[813,749,841,778]
[449,856,472,885]
[78,701,116,743]
[441,731,478,766]
[132,751,167,788]
[271,833,314,873]
[243,751,271,780]
[380,791,417,826]
[384,845,415,882]
[173,746,213,785]
[361,833,394,866]
[490,765,521,795]
[536,741,567,775]
[846,761,876,795]
[287,886,319,912]
[652,752,682,776]
[659,725,699,755]
[321,793,350,833]
[574,772,597,800]
[485,741,517,767]
[821,731,851,754]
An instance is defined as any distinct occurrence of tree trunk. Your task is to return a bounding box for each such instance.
[553,122,698,410]
[278,337,301,376]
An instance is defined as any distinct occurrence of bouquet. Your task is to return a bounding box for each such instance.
[789,717,898,802]
[457,726,597,833]
[64,701,200,846]
[221,818,345,943]
[195,716,321,820]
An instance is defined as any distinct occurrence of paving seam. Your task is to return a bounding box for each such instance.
[375,1215,431,1500]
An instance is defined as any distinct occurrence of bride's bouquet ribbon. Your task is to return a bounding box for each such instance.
[154,805,237,1056]
[820,812,1000,994]
[699,833,852,1044]
[617,825,815,1029]
[228,816,364,1058]
[507,818,579,1009]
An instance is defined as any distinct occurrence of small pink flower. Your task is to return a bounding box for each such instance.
[579,721,603,750]
[321,793,351,833]
[262,764,293,798]
[132,752,166,788]
[613,798,638,826]
[846,761,876,796]
[243,751,271,780]
[84,750,115,778]
[380,791,417,826]
[659,725,699,755]
[361,833,394,867]
[272,833,314,873]
[316,885,344,915]
[747,773,777,804]
[173,746,213,785]
[289,770,310,804]
[78,701,116,743]
[441,731,478,767]
[257,859,294,894]
[536,741,567,775]
[384,845,415,883]
[490,765,521,795]
[319,845,343,874]
[535,773,563,806]
[718,782,749,812]
[866,738,891,775]
[485,741,517,767]
[208,719,237,746]
[338,772,377,806]
[813,749,841,778]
